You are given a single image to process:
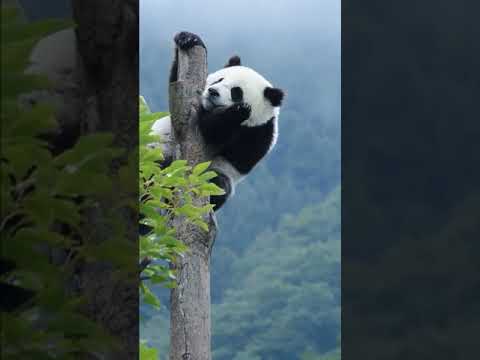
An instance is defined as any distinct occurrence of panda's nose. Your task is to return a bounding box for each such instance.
[208,88,220,97]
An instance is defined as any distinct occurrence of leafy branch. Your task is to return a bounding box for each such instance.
[138,96,223,358]
[1,6,128,358]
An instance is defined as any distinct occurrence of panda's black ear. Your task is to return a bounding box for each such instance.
[225,55,241,68]
[264,87,284,107]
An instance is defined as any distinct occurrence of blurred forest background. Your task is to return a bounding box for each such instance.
[140,1,340,359]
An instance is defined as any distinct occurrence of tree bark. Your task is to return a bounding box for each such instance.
[168,40,217,360]
[71,1,139,359]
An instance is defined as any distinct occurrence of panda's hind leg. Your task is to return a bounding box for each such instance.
[209,173,232,211]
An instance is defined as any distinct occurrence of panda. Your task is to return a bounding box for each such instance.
[151,32,285,210]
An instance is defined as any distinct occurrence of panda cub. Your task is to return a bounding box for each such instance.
[152,32,284,210]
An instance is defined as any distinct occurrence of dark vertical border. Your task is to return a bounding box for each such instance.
[343,1,480,358]
[1,1,139,358]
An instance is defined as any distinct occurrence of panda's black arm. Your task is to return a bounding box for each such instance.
[169,48,179,83]
[198,103,251,146]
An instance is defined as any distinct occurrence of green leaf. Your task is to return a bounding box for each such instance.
[140,134,162,146]
[140,118,158,134]
[140,341,159,360]
[192,161,211,175]
[141,147,164,163]
[14,228,70,247]
[22,190,55,227]
[2,235,57,278]
[141,283,161,309]
[150,186,173,200]
[164,159,188,172]
[1,73,51,97]
[7,103,58,137]
[198,170,219,182]
[176,203,201,218]
[164,281,177,289]
[2,19,74,45]
[55,172,113,196]
[2,142,52,178]
[139,96,151,115]
[53,133,117,167]
[199,182,226,196]
[2,38,39,72]
[1,6,21,26]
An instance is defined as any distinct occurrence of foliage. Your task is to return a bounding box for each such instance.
[138,96,223,358]
[140,188,341,360]
[1,6,124,359]
[140,341,160,360]
[210,187,340,360]
[301,347,341,360]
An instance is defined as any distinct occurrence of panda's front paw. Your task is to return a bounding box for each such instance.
[233,103,251,121]
[174,31,206,50]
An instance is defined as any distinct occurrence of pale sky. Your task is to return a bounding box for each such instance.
[140,0,341,118]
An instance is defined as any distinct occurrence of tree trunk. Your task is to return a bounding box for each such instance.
[7,1,139,358]
[71,1,139,359]
[168,40,217,360]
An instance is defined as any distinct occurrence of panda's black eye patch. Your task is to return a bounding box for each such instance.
[210,77,224,86]
[231,87,243,102]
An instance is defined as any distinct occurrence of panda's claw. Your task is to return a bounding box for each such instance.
[174,31,206,50]
[234,103,251,120]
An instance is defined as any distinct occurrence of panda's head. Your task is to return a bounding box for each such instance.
[201,56,284,126]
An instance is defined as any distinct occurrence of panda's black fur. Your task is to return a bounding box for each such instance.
[153,31,285,210]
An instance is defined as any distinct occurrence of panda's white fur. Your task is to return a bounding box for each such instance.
[151,115,248,189]
[153,66,279,134]
[201,66,280,128]
[150,63,282,209]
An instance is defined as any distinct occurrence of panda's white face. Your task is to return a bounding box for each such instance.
[201,66,281,127]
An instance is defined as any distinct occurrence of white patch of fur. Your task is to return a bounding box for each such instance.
[150,116,174,157]
[151,115,172,138]
[26,29,77,85]
[269,115,279,152]
[21,29,79,134]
